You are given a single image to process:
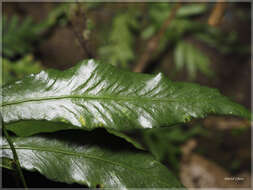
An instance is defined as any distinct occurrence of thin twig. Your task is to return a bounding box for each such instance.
[69,5,94,58]
[208,0,227,27]
[133,3,182,73]
[2,124,28,189]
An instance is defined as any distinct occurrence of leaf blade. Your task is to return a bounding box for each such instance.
[1,130,183,188]
[2,59,251,136]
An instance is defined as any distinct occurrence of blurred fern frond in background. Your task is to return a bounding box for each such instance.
[174,41,214,79]
[98,11,139,68]
[142,124,208,173]
[1,4,68,85]
[1,55,43,86]
[2,15,43,58]
[95,3,248,79]
[1,4,68,58]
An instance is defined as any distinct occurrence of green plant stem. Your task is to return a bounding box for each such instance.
[2,124,28,189]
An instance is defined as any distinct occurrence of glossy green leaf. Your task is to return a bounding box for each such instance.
[1,59,251,137]
[0,130,183,188]
[5,120,145,150]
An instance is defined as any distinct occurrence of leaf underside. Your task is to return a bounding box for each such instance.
[0,130,183,188]
[2,59,250,137]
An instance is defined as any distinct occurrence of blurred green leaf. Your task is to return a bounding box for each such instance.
[177,4,207,17]
[2,5,68,58]
[99,12,138,68]
[141,125,207,171]
[1,55,43,86]
[174,41,214,79]
[141,25,156,40]
[195,28,250,54]
[174,41,185,71]
[38,4,68,30]
[2,15,40,58]
[141,3,248,61]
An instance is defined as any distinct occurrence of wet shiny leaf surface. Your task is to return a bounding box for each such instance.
[1,130,183,188]
[2,59,250,137]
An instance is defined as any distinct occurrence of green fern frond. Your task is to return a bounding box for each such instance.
[98,12,138,68]
[174,41,214,80]
[2,5,68,58]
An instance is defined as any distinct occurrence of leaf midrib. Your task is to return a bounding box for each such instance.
[2,145,170,187]
[2,94,177,107]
